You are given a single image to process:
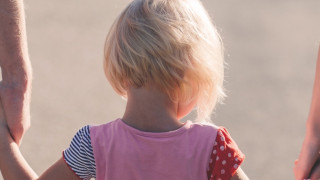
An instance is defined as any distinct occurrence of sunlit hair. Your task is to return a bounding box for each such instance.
[104,0,225,122]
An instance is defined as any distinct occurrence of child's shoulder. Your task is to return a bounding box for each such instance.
[189,121,219,135]
[190,122,234,136]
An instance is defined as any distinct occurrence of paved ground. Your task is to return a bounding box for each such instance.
[1,0,320,179]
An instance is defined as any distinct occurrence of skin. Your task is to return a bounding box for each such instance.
[0,0,32,145]
[294,46,320,180]
[231,168,249,180]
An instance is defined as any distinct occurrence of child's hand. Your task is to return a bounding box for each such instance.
[0,97,12,139]
[0,98,7,127]
[0,80,31,145]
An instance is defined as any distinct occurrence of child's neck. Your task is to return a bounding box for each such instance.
[122,87,184,132]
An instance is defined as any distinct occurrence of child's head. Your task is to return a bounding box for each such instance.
[104,0,225,122]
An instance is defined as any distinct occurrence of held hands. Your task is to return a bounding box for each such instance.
[294,131,320,180]
[0,97,7,129]
[294,46,320,180]
[0,78,31,145]
[0,97,12,141]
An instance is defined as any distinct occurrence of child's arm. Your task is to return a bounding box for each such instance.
[0,101,80,180]
[230,167,249,180]
[294,45,320,180]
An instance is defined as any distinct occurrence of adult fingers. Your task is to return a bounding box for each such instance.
[0,96,6,124]
[294,139,320,180]
[310,158,320,180]
[0,81,30,145]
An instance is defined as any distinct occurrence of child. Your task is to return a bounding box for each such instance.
[0,0,248,179]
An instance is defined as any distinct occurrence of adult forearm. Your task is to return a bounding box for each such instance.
[294,47,320,180]
[0,0,32,145]
[307,47,320,134]
[0,0,32,85]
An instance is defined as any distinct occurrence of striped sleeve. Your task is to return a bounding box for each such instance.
[63,125,96,180]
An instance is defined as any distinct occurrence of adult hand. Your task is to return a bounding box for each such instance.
[0,0,32,145]
[0,77,31,145]
[294,46,320,180]
[294,131,320,180]
[309,158,320,180]
[0,97,7,130]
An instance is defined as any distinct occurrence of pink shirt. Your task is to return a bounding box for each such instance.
[90,119,218,180]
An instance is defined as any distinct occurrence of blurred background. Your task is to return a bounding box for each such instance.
[1,0,320,179]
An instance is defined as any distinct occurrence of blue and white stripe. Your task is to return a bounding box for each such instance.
[63,125,96,180]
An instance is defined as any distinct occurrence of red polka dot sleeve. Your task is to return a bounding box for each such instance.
[207,127,245,180]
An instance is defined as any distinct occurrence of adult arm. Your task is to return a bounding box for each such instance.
[294,46,320,180]
[0,0,32,145]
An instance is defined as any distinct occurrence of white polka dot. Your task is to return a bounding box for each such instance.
[228,153,232,157]
[214,141,217,146]
[234,164,239,169]
[222,160,226,165]
[219,131,223,136]
[216,156,219,161]
[235,157,239,162]
[221,169,225,174]
[213,150,217,154]
[220,146,225,151]
[220,136,225,141]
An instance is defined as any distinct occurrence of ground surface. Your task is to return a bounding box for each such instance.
[1,0,320,179]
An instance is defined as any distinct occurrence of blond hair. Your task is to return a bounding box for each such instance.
[104,0,225,122]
